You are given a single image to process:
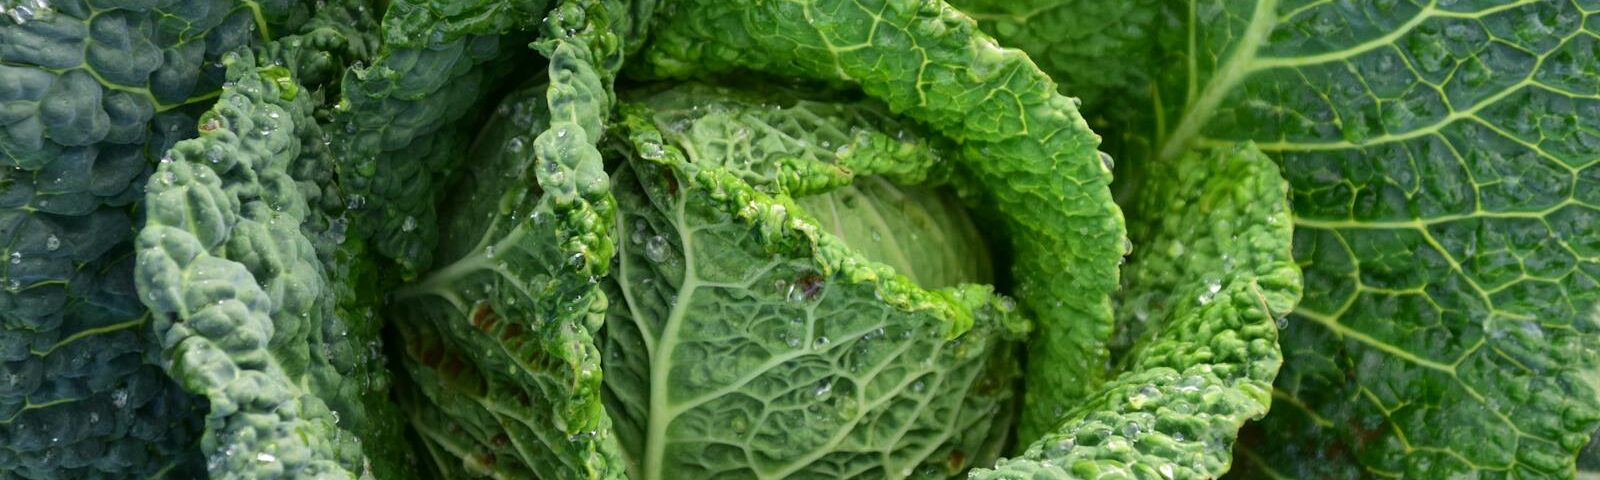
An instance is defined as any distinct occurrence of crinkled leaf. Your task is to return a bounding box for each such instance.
[947,0,1165,163]
[639,0,1126,445]
[135,49,402,479]
[390,82,626,479]
[976,143,1299,479]
[387,0,638,477]
[600,85,1027,480]
[0,1,302,476]
[1175,2,1600,477]
[995,0,1600,476]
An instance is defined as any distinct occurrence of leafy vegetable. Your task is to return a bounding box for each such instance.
[967,0,1600,477]
[599,84,1026,479]
[638,0,1126,446]
[975,143,1298,479]
[0,2,304,476]
[18,0,1593,478]
[136,47,410,478]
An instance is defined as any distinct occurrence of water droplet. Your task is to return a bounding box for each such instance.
[912,380,926,393]
[1047,438,1076,455]
[1177,375,1205,393]
[400,216,417,232]
[1099,151,1115,172]
[7,5,36,24]
[813,381,833,398]
[639,141,665,160]
[111,389,128,408]
[256,452,277,463]
[8,252,20,264]
[644,235,670,263]
[834,143,853,158]
[812,337,830,349]
[506,137,525,153]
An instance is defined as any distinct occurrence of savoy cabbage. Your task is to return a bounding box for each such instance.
[0,0,1590,479]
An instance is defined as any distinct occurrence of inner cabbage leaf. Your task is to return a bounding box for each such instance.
[600,84,1027,479]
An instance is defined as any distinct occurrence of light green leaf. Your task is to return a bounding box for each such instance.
[135,50,388,480]
[385,0,638,477]
[600,85,1027,480]
[390,82,627,480]
[639,0,1127,445]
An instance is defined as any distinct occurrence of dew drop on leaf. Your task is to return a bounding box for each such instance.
[644,235,669,263]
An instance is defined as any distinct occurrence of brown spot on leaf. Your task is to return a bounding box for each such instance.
[500,323,524,342]
[472,302,499,332]
[417,344,443,368]
[947,449,965,472]
[795,273,824,301]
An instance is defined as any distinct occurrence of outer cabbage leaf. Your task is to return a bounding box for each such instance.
[331,28,509,273]
[989,0,1600,476]
[975,143,1299,479]
[1584,432,1599,477]
[638,0,1126,445]
[0,1,302,477]
[385,0,638,477]
[389,82,626,479]
[945,0,1164,165]
[332,0,645,275]
[1166,2,1600,478]
[135,49,404,479]
[600,85,1027,480]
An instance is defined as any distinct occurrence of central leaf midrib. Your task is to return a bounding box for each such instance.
[1157,0,1281,163]
[643,192,698,480]
[1159,0,1531,161]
